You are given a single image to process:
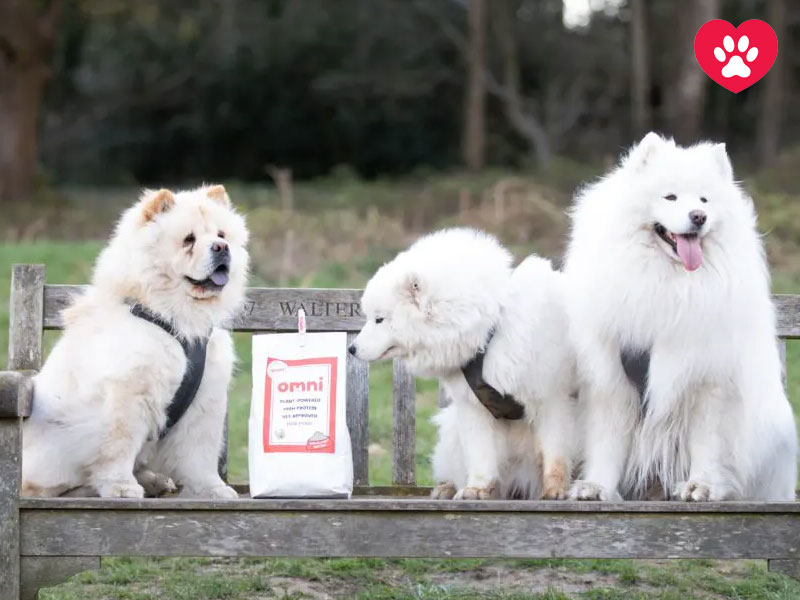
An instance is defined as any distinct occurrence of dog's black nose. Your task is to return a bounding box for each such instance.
[348,344,356,355]
[211,241,229,254]
[689,210,707,228]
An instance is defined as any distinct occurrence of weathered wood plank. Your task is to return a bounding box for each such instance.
[0,422,22,599]
[392,360,415,486]
[38,285,800,338]
[769,559,800,581]
[779,338,787,391]
[775,295,800,339]
[346,333,369,486]
[21,556,100,600]
[0,370,34,418]
[20,504,800,559]
[43,285,365,332]
[229,484,431,497]
[19,497,800,513]
[9,265,45,370]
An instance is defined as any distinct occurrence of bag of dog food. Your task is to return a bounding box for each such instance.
[249,320,353,498]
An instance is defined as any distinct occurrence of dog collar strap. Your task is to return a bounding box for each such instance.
[461,331,525,420]
[129,304,209,438]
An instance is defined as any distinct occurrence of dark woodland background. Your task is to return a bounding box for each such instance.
[0,0,798,202]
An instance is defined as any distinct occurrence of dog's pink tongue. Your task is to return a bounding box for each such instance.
[210,269,229,286]
[676,235,703,271]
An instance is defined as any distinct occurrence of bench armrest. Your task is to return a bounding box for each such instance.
[0,370,35,418]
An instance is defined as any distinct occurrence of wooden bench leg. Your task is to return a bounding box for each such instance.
[21,557,101,600]
[0,419,22,600]
[768,559,800,582]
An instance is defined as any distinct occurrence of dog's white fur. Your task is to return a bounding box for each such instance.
[22,185,249,499]
[352,228,576,499]
[564,132,797,501]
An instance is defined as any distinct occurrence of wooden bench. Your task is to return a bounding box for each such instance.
[3,263,800,598]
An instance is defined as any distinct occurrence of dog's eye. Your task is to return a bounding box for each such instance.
[664,194,677,201]
[218,231,226,239]
[375,317,384,324]
[700,197,708,203]
[183,233,195,246]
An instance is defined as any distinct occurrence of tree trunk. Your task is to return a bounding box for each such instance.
[669,0,719,143]
[630,0,651,136]
[0,0,60,203]
[757,0,786,166]
[462,0,487,170]
[491,0,551,167]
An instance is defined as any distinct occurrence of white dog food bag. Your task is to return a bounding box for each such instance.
[249,322,353,498]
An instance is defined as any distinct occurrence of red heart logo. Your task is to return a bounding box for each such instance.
[694,19,778,93]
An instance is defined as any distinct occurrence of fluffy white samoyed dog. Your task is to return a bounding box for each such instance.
[22,185,249,499]
[564,132,797,501]
[351,228,576,500]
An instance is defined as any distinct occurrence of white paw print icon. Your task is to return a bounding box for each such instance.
[714,35,758,78]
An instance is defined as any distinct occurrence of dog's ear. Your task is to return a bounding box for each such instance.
[401,273,424,308]
[624,131,666,171]
[140,189,175,222]
[710,143,734,181]
[206,184,230,207]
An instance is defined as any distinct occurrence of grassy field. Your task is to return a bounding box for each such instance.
[4,239,800,600]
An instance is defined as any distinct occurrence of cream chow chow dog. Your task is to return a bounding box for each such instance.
[351,228,576,500]
[564,132,797,501]
[22,185,249,499]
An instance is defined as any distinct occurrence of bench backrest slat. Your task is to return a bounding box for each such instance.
[392,359,416,485]
[44,285,800,339]
[43,285,366,332]
[346,332,370,486]
[9,266,45,371]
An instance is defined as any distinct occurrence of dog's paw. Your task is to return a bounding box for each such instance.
[454,485,497,500]
[569,480,621,502]
[100,481,145,499]
[137,471,178,497]
[541,481,568,500]
[541,460,569,500]
[431,482,457,500]
[207,485,239,500]
[672,480,732,502]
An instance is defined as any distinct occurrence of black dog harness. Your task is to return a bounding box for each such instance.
[461,331,525,420]
[130,304,209,438]
[620,347,650,415]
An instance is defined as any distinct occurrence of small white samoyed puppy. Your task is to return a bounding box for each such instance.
[564,132,797,501]
[351,228,576,500]
[22,185,249,499]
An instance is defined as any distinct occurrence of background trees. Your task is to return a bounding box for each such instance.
[1,0,798,200]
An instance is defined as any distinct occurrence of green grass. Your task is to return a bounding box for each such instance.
[4,239,800,599]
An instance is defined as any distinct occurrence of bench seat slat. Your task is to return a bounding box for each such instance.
[20,499,800,559]
[19,497,800,512]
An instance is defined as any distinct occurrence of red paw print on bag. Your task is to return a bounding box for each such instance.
[694,19,778,93]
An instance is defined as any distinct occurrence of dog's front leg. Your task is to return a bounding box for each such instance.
[536,394,574,500]
[88,384,152,498]
[569,381,635,502]
[673,386,739,501]
[160,385,237,499]
[454,398,503,500]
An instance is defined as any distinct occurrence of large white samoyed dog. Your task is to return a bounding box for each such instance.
[564,132,797,501]
[22,185,249,498]
[351,228,576,500]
